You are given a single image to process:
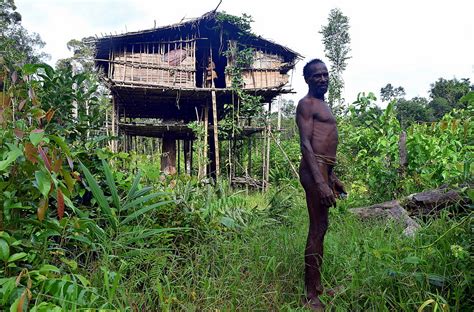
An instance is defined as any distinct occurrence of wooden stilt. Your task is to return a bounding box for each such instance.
[111,95,118,153]
[190,140,194,175]
[177,139,181,175]
[184,140,192,175]
[110,96,115,151]
[210,46,220,179]
[203,105,209,178]
[161,137,176,175]
[265,102,272,191]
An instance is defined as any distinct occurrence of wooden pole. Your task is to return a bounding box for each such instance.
[277,97,282,143]
[203,105,209,178]
[111,95,116,152]
[177,139,181,175]
[210,47,220,179]
[161,137,177,175]
[261,127,266,191]
[184,140,192,175]
[265,102,272,191]
[399,131,407,177]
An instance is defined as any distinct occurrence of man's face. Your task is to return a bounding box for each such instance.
[305,63,329,95]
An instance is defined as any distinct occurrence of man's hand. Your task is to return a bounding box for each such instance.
[317,183,336,207]
[331,173,347,198]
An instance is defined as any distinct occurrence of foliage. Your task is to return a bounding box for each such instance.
[188,121,208,179]
[215,11,254,37]
[220,45,264,139]
[395,97,433,128]
[0,0,47,64]
[428,77,472,119]
[319,8,351,109]
[338,92,472,201]
[56,37,96,72]
[380,83,406,102]
[280,98,296,119]
[1,5,472,311]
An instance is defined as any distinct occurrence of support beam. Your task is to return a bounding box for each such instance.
[161,137,176,175]
[111,95,116,152]
[264,101,272,191]
[202,105,209,178]
[211,89,219,179]
[177,139,181,175]
[184,140,192,175]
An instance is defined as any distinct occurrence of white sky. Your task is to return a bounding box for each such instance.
[16,0,474,105]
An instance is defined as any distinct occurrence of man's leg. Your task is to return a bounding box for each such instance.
[300,170,329,304]
[304,189,328,299]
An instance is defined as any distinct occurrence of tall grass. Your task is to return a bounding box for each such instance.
[98,188,472,311]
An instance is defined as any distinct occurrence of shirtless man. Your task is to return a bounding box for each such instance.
[296,59,345,310]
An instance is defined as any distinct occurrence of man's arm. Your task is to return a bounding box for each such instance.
[296,100,336,207]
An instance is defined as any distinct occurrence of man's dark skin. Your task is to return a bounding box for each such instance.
[296,59,345,310]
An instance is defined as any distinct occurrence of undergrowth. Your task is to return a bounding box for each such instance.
[93,187,472,311]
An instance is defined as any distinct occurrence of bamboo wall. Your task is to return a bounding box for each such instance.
[226,50,289,89]
[110,38,196,88]
[108,39,289,90]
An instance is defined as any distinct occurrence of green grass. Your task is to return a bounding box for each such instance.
[105,191,472,311]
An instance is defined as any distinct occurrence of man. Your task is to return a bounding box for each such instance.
[296,59,345,310]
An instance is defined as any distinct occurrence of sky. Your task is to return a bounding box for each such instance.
[15,0,474,105]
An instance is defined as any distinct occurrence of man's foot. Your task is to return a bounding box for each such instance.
[302,296,325,311]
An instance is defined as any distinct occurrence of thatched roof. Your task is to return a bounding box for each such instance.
[91,11,302,63]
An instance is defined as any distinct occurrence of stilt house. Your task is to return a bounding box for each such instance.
[92,11,301,180]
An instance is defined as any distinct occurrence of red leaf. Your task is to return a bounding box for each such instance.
[52,157,63,173]
[38,146,52,171]
[57,188,65,220]
[45,109,55,123]
[18,99,26,111]
[28,87,37,104]
[24,143,38,164]
[37,198,48,221]
[14,128,24,139]
[17,289,27,312]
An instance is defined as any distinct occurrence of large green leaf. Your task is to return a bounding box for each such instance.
[122,192,168,211]
[0,238,10,262]
[79,162,117,229]
[102,159,121,211]
[0,143,22,172]
[125,170,142,204]
[130,186,153,199]
[29,130,45,146]
[120,200,175,225]
[35,170,51,197]
[50,135,72,157]
[7,252,27,263]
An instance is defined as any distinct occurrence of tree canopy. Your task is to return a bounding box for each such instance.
[320,8,351,110]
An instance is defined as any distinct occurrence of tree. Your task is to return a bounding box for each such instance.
[428,78,471,118]
[281,99,296,118]
[0,0,47,64]
[56,37,96,72]
[319,8,351,110]
[395,97,433,128]
[380,83,406,102]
